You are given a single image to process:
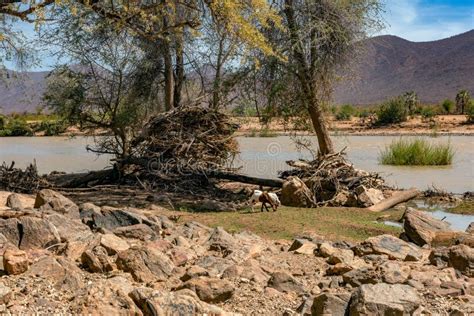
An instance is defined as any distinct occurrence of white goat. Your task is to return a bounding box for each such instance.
[249,189,281,212]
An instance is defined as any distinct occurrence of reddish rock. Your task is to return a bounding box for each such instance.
[3,248,28,275]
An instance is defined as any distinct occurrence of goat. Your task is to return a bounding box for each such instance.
[249,189,281,212]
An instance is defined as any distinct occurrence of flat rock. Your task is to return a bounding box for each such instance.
[100,234,129,255]
[177,277,234,303]
[113,224,156,241]
[312,293,351,316]
[403,208,451,246]
[19,216,61,250]
[267,271,304,294]
[350,283,421,315]
[354,234,420,261]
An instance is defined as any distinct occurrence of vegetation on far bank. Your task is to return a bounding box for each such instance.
[379,138,454,166]
[448,201,474,215]
[171,206,402,241]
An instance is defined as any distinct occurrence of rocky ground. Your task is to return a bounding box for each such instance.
[0,189,472,315]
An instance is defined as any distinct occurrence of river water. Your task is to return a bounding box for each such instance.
[0,135,473,193]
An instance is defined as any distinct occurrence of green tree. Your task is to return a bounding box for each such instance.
[456,90,471,114]
[441,99,455,114]
[403,91,418,116]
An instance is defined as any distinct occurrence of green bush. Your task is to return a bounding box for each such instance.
[466,100,474,123]
[38,120,68,136]
[0,115,6,130]
[441,99,455,114]
[335,104,355,121]
[376,98,408,125]
[420,107,437,120]
[379,138,454,166]
[232,104,257,117]
[3,118,33,136]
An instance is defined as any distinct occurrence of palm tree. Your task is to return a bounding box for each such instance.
[455,90,471,114]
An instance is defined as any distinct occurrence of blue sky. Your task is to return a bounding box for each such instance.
[4,0,474,71]
[379,0,473,41]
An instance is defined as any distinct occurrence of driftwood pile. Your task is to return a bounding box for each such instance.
[0,161,50,193]
[280,150,388,207]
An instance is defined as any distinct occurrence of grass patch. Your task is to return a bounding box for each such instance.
[447,201,474,215]
[246,127,277,137]
[379,138,454,166]
[163,206,402,242]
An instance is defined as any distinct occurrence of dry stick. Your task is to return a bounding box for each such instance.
[367,188,420,212]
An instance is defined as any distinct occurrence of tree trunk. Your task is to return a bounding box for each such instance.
[174,31,184,108]
[307,101,334,155]
[163,41,174,111]
[211,37,225,109]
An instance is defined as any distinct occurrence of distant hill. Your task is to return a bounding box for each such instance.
[333,30,474,105]
[1,30,473,113]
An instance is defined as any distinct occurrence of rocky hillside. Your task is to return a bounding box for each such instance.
[0,189,472,314]
[333,30,474,105]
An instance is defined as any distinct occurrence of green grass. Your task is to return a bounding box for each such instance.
[379,138,454,166]
[160,206,402,242]
[246,127,277,137]
[448,201,474,215]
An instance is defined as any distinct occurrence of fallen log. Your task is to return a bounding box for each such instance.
[367,188,419,212]
[207,170,284,188]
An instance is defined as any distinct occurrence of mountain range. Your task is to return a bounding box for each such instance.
[0,30,473,114]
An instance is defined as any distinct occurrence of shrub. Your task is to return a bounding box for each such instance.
[466,100,474,124]
[335,104,355,121]
[379,138,454,166]
[441,99,455,114]
[0,115,6,130]
[420,106,437,120]
[376,98,407,125]
[4,118,33,136]
[259,127,277,137]
[232,104,257,117]
[38,120,68,136]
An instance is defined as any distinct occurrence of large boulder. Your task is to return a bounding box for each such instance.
[130,288,229,315]
[267,271,304,294]
[281,176,314,207]
[6,193,25,209]
[81,206,143,230]
[18,216,61,250]
[100,234,129,255]
[467,222,474,234]
[312,293,351,316]
[34,189,80,219]
[430,244,474,277]
[206,227,236,255]
[113,224,156,241]
[350,283,421,315]
[403,208,451,246]
[81,246,114,273]
[27,256,84,292]
[116,245,174,283]
[177,277,234,303]
[354,234,420,261]
[0,218,21,247]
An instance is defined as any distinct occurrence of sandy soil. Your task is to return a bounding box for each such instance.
[234,115,474,136]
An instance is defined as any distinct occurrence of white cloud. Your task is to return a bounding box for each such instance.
[378,1,473,41]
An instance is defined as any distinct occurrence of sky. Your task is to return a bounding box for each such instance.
[3,0,474,71]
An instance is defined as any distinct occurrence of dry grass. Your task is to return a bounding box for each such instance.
[161,206,403,242]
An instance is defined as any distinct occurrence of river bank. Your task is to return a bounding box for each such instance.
[0,189,471,314]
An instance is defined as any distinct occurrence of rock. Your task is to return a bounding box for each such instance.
[281,176,314,207]
[429,245,474,276]
[354,234,420,261]
[288,238,317,255]
[350,283,421,315]
[342,267,379,287]
[81,246,114,273]
[206,227,236,255]
[169,247,191,266]
[448,244,474,277]
[0,218,20,246]
[222,259,269,285]
[403,208,452,246]
[28,256,84,292]
[467,222,474,234]
[116,245,174,283]
[355,185,384,207]
[18,216,61,250]
[83,207,142,230]
[177,277,234,303]
[380,261,411,284]
[3,248,28,275]
[100,234,129,255]
[181,221,212,243]
[181,265,210,282]
[267,271,304,294]
[34,189,80,219]
[327,249,354,265]
[312,293,351,316]
[130,287,229,315]
[6,193,24,209]
[0,283,12,305]
[113,224,156,241]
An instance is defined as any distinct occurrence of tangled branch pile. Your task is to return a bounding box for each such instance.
[128,106,240,187]
[280,150,389,207]
[0,161,50,193]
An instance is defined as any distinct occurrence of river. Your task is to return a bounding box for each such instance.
[0,135,473,193]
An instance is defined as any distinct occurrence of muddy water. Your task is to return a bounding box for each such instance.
[235,135,474,194]
[0,135,473,193]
